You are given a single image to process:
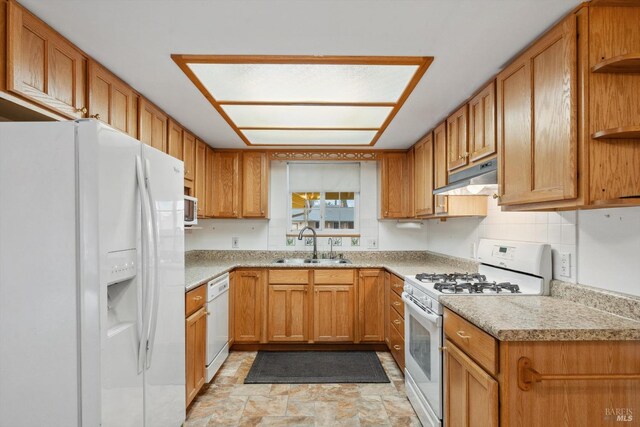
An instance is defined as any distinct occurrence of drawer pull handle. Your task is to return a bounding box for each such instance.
[393,345,401,351]
[393,301,401,306]
[193,296,202,301]
[393,319,401,325]
[518,357,640,391]
[456,330,471,340]
[393,283,401,288]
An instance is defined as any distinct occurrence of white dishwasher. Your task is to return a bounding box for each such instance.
[206,273,230,382]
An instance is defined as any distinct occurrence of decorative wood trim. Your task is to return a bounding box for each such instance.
[171,54,433,147]
[267,150,381,161]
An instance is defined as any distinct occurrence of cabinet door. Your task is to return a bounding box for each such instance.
[185,306,207,407]
[358,270,385,342]
[138,98,167,152]
[7,2,87,118]
[205,147,215,217]
[212,151,240,218]
[414,134,434,216]
[469,81,496,162]
[497,16,577,206]
[194,139,207,218]
[88,61,138,137]
[380,152,409,218]
[242,152,269,218]
[447,105,469,171]
[183,132,196,183]
[167,120,183,161]
[234,270,264,343]
[268,285,309,342]
[433,123,449,214]
[444,339,498,427]
[384,271,391,346]
[314,285,354,342]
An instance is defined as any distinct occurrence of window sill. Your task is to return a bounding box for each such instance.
[286,232,360,238]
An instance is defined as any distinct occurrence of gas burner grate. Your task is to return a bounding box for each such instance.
[415,272,487,283]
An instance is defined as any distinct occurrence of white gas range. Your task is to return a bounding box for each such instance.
[402,239,551,427]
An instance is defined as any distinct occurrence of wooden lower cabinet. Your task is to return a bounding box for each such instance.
[388,273,405,371]
[233,270,265,343]
[185,286,207,407]
[268,284,309,342]
[358,269,385,342]
[444,339,498,427]
[314,285,355,342]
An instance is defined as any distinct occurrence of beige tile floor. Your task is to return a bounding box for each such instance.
[185,351,421,427]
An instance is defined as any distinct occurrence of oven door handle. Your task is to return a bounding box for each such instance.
[402,293,442,327]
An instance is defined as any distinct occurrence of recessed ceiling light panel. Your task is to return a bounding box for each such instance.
[172,55,433,146]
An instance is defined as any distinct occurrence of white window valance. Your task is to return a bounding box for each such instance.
[288,162,361,193]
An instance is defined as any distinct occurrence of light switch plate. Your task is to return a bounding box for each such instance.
[560,252,571,277]
[367,238,378,249]
[232,237,240,249]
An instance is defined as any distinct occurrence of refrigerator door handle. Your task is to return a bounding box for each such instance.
[136,155,153,374]
[144,158,161,370]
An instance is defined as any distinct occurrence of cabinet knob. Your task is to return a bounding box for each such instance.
[463,152,469,158]
[76,107,88,115]
[492,193,499,199]
[393,345,401,351]
[384,211,389,215]
[90,113,101,120]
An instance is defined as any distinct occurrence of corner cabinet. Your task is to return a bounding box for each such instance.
[7,2,87,119]
[242,152,269,218]
[497,15,578,206]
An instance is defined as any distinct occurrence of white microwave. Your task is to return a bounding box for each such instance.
[184,196,198,226]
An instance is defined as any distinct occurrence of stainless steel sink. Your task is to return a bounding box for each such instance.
[272,258,351,265]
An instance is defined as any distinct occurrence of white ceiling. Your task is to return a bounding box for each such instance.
[20,0,582,150]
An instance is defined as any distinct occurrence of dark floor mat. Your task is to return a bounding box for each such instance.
[244,351,390,384]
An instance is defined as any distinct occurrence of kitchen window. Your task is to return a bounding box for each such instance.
[288,163,360,234]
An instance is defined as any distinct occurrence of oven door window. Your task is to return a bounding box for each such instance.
[410,316,431,379]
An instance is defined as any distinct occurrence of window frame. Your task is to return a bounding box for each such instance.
[288,191,360,235]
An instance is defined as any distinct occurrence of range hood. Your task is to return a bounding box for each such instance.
[433,158,498,196]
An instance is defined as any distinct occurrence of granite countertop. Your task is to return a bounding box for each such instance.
[440,295,640,341]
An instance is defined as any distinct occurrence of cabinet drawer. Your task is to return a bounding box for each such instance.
[314,269,355,285]
[390,291,404,318]
[390,306,404,335]
[390,274,404,296]
[444,308,498,376]
[185,285,206,317]
[269,269,309,284]
[389,321,405,370]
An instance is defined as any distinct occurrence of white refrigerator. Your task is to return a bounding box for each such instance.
[0,120,186,427]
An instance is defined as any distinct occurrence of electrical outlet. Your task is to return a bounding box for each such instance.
[367,238,378,249]
[560,252,571,277]
[232,237,240,249]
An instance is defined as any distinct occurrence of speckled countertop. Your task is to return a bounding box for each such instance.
[440,295,640,341]
[185,250,476,291]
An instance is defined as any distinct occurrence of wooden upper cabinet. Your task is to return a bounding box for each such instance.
[242,152,269,218]
[444,339,498,427]
[7,2,87,118]
[138,98,167,152]
[358,269,385,342]
[380,152,410,219]
[167,120,184,161]
[88,61,138,137]
[183,131,196,183]
[233,270,265,343]
[414,133,434,217]
[469,80,496,163]
[433,122,449,215]
[194,139,207,218]
[447,104,469,172]
[212,151,240,218]
[497,15,577,206]
[204,146,215,217]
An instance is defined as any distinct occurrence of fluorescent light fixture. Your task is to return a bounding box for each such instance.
[172,55,433,146]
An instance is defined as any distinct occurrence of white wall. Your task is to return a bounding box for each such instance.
[427,198,640,297]
[185,160,429,252]
[427,197,577,282]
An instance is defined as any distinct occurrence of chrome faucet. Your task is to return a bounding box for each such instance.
[297,226,318,259]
